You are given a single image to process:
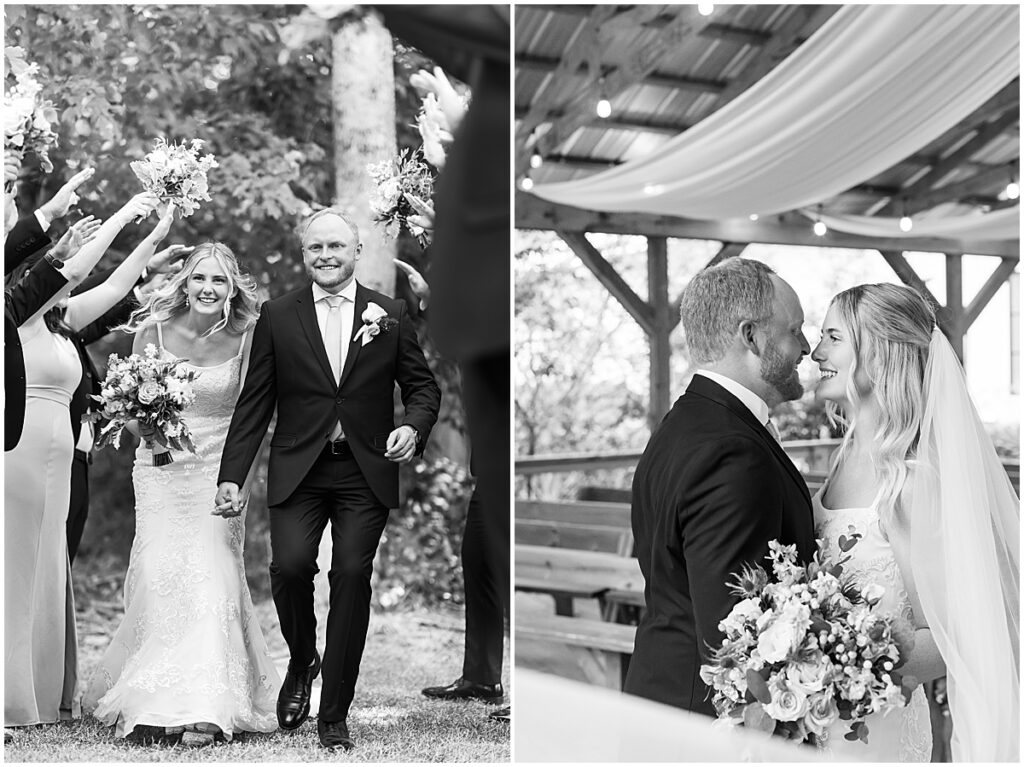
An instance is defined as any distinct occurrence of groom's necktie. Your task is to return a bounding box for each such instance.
[766,418,782,444]
[322,294,346,440]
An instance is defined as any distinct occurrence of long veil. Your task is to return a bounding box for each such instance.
[909,328,1020,761]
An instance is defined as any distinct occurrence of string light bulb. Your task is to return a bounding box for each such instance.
[530,151,543,170]
[520,176,534,191]
[748,213,759,222]
[697,2,714,16]
[813,220,827,236]
[899,215,913,232]
[1006,180,1020,200]
[596,77,611,118]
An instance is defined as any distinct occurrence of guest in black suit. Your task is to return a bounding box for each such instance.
[5,166,95,273]
[216,207,441,750]
[623,257,817,715]
[375,5,511,716]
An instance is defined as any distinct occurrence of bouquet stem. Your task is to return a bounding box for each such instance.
[151,449,174,467]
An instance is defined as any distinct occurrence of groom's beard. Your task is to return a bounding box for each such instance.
[306,261,355,290]
[760,338,804,402]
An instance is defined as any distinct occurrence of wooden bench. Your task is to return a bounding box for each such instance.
[515,613,636,689]
[516,543,644,617]
[515,499,633,555]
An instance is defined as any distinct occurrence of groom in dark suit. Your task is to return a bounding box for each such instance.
[216,207,441,749]
[623,257,817,715]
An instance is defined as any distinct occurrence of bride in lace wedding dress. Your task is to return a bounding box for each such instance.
[809,283,1018,762]
[83,244,280,740]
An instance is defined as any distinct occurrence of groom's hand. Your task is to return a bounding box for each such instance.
[385,425,417,463]
[214,481,244,517]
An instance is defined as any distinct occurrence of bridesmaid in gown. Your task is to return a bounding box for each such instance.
[83,243,280,742]
[4,195,165,727]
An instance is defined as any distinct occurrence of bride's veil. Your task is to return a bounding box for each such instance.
[908,328,1020,761]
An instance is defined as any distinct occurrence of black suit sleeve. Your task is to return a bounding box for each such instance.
[680,436,786,661]
[393,300,441,455]
[217,307,277,486]
[5,214,51,275]
[6,258,68,326]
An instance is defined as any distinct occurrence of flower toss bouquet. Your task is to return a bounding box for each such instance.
[86,344,198,466]
[5,47,59,182]
[367,147,435,248]
[699,540,911,746]
[130,137,218,217]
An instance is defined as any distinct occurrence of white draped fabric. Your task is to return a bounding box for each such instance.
[811,206,1020,242]
[515,670,835,762]
[531,5,1019,229]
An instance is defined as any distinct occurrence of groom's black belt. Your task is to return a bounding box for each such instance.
[322,439,354,460]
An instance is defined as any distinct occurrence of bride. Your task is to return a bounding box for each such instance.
[810,283,1018,762]
[83,242,280,742]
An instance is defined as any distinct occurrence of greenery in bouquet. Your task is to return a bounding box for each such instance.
[367,147,435,248]
[87,344,198,466]
[700,540,911,746]
[375,457,475,609]
[4,46,59,176]
[130,137,218,217]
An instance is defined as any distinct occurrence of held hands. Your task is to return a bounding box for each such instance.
[51,215,102,263]
[38,167,96,223]
[213,482,247,518]
[385,425,418,464]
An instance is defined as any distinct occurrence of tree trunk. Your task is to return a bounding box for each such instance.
[331,10,396,296]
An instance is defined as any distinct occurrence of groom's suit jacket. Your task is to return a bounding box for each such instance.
[218,281,441,508]
[623,374,816,715]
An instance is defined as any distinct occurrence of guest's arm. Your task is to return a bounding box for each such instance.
[6,259,68,327]
[64,205,173,331]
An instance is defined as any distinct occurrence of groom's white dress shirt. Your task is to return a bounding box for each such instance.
[694,369,777,440]
[313,280,357,440]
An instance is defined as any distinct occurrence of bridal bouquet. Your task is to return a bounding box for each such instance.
[367,147,435,248]
[4,47,59,177]
[87,344,198,466]
[130,137,218,217]
[699,540,910,746]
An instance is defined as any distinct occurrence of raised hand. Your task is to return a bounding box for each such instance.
[51,215,102,262]
[410,67,467,133]
[38,167,96,224]
[116,192,161,226]
[149,243,194,274]
[147,204,175,244]
[394,258,430,308]
[4,149,22,190]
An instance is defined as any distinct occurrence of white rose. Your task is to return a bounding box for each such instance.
[762,677,809,722]
[757,602,810,663]
[805,691,839,735]
[362,302,388,324]
[721,597,763,634]
[785,657,832,695]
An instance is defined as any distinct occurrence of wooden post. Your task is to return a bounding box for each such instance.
[944,253,965,362]
[648,236,671,431]
[1011,271,1020,395]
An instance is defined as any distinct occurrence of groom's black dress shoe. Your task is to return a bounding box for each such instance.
[277,650,321,730]
[421,677,504,702]
[318,718,354,750]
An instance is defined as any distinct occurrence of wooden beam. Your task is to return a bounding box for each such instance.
[877,250,947,322]
[945,253,965,361]
[906,165,1013,216]
[542,154,622,172]
[878,111,1020,216]
[1010,272,1020,394]
[517,193,1020,258]
[517,8,717,174]
[556,230,655,333]
[648,236,672,429]
[964,258,1019,329]
[516,54,727,96]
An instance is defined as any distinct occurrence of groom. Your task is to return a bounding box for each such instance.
[623,257,817,715]
[216,207,441,749]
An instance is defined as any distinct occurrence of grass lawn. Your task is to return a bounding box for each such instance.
[5,558,510,762]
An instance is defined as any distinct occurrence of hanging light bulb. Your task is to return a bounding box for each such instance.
[530,151,543,170]
[596,97,612,119]
[899,215,913,232]
[520,176,534,191]
[748,213,759,222]
[697,2,714,16]
[813,220,827,236]
[1006,180,1020,200]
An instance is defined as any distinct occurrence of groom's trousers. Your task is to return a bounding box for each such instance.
[269,447,389,723]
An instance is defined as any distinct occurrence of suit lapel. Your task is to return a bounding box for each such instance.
[295,285,337,386]
[688,375,812,509]
[337,282,368,391]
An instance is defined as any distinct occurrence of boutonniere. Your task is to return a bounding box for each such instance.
[353,302,398,346]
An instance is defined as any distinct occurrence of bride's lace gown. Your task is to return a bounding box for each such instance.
[83,332,280,738]
[813,486,931,762]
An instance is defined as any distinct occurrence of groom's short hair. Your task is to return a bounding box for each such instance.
[298,207,361,246]
[680,257,777,365]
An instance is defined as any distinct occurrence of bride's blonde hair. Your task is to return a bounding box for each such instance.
[121,242,260,337]
[826,283,935,522]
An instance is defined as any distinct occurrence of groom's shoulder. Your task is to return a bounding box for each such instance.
[263,285,310,310]
[359,283,405,312]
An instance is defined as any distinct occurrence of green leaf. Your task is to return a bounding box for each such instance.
[742,702,776,734]
[745,669,772,705]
